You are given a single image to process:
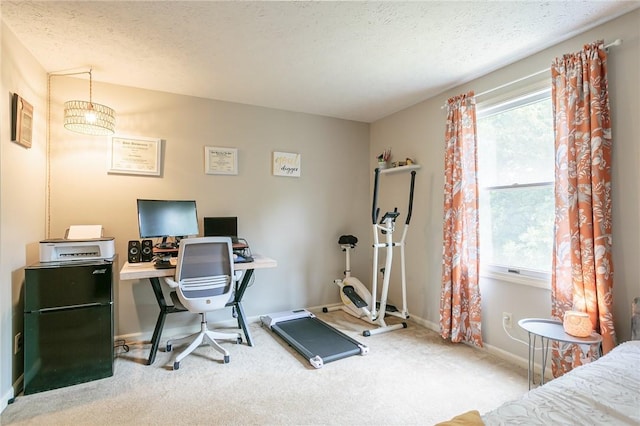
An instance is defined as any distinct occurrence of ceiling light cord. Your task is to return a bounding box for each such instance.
[89,68,93,107]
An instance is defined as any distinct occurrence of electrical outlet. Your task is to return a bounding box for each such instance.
[503,312,513,329]
[14,332,22,355]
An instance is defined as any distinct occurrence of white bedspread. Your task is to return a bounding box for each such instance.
[482,340,640,425]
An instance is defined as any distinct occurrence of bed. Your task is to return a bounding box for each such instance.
[480,340,640,425]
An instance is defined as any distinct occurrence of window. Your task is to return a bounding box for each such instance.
[477,88,554,284]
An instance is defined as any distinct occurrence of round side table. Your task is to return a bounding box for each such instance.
[518,318,602,389]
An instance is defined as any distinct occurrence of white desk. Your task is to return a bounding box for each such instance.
[518,318,602,389]
[120,254,277,365]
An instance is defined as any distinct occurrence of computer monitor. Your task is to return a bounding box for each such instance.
[137,199,199,247]
[203,217,237,239]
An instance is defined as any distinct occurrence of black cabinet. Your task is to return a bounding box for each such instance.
[24,259,114,395]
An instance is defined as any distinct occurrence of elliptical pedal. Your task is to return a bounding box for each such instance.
[342,285,368,308]
[376,301,398,313]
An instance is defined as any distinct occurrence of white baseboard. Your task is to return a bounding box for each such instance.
[1,378,16,414]
[115,315,263,345]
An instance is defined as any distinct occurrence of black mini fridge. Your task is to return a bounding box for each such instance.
[24,259,114,395]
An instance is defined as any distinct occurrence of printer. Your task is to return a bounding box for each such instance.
[39,237,116,262]
[39,225,115,262]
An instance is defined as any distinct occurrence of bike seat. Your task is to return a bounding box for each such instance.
[338,235,358,245]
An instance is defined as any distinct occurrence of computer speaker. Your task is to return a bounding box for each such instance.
[128,240,141,263]
[141,239,153,262]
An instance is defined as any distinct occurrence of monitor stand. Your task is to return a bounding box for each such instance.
[155,237,177,249]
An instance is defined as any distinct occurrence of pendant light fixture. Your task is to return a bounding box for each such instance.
[63,69,116,136]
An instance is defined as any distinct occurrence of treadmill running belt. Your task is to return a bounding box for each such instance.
[272,316,364,365]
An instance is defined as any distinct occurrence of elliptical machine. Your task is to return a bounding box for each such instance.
[324,166,417,336]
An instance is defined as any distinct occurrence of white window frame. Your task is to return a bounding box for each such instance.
[477,85,553,289]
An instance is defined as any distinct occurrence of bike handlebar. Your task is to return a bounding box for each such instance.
[371,167,417,226]
[405,170,416,225]
[372,168,381,224]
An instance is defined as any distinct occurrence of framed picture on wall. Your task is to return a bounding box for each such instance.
[108,136,163,176]
[205,146,238,175]
[273,151,301,177]
[11,93,33,148]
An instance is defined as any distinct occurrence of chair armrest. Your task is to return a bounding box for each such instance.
[163,276,178,288]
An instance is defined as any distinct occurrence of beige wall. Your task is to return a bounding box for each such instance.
[47,77,371,339]
[371,9,640,362]
[1,21,47,407]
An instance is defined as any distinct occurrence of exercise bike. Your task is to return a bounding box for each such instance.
[324,166,417,336]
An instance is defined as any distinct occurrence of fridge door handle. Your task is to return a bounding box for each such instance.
[34,302,106,313]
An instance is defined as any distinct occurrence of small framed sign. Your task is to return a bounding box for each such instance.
[273,151,301,177]
[11,94,33,148]
[108,136,162,176]
[205,146,238,175]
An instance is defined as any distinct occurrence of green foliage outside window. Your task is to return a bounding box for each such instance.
[478,94,555,274]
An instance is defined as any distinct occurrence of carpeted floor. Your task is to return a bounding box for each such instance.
[1,310,528,425]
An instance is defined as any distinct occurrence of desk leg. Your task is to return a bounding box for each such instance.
[228,269,255,346]
[147,277,186,366]
[148,308,167,366]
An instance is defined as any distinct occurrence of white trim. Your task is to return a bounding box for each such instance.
[481,268,551,289]
[1,380,16,413]
[477,86,551,119]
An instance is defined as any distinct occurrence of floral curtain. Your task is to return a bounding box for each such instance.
[440,92,483,348]
[551,40,616,376]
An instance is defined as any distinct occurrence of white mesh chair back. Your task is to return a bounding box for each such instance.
[175,237,234,312]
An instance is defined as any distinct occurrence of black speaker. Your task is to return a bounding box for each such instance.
[141,239,153,262]
[128,240,141,263]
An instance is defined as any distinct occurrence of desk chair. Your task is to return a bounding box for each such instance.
[163,237,242,370]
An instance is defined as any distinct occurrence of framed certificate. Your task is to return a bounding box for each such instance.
[11,94,33,148]
[108,136,162,176]
[205,146,238,175]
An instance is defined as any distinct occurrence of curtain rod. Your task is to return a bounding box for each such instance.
[441,38,622,109]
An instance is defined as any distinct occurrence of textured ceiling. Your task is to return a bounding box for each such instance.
[2,1,639,122]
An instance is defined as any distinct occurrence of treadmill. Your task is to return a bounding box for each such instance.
[261,309,369,368]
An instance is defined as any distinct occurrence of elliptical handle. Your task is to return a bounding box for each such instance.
[405,170,417,225]
[372,167,381,224]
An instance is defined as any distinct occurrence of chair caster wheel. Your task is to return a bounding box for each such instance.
[236,337,243,344]
[173,361,180,370]
[363,330,371,337]
[166,343,172,352]
[224,355,230,364]
[322,307,328,313]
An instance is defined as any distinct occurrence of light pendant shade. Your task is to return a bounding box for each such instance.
[64,100,116,135]
[62,69,116,136]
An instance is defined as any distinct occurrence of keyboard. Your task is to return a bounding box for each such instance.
[153,260,174,269]
[233,254,253,263]
[153,257,177,269]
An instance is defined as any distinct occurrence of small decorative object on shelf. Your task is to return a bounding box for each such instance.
[377,148,391,169]
[563,310,593,337]
[391,157,414,168]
